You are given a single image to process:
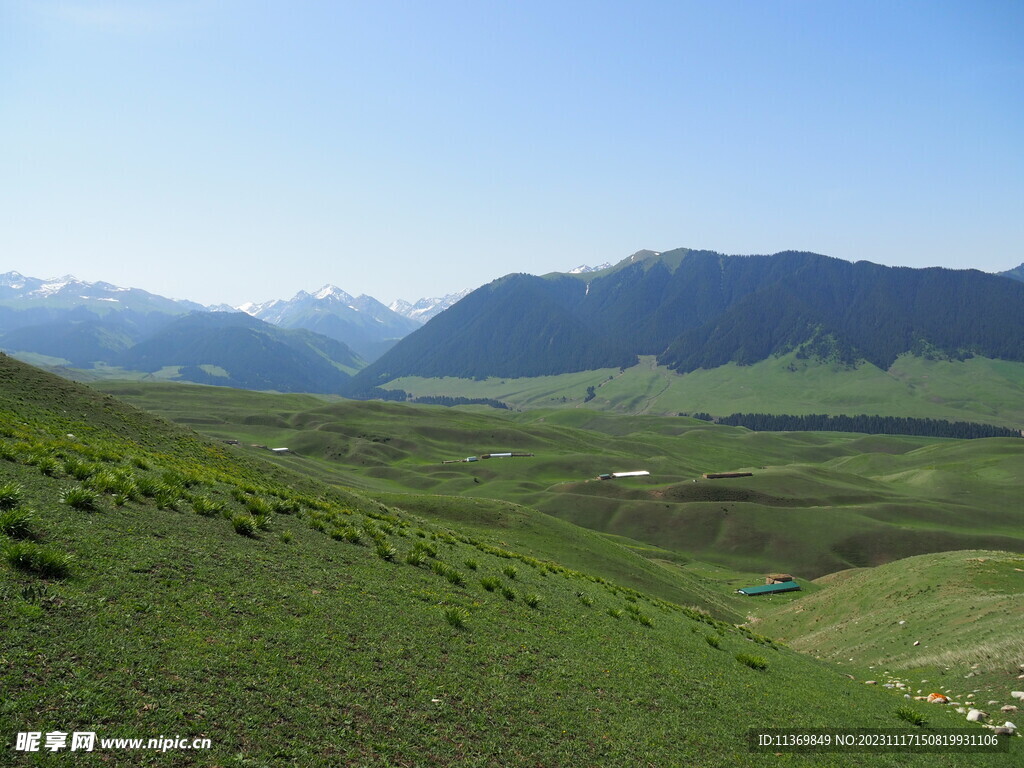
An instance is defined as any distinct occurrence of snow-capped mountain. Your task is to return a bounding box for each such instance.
[238,284,420,361]
[389,289,471,324]
[566,263,613,274]
[0,271,367,388]
[0,271,205,313]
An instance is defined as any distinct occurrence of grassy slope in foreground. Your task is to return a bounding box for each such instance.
[2,355,1018,765]
[386,353,1024,428]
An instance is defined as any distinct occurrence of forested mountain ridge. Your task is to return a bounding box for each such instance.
[998,262,1024,282]
[351,249,1024,389]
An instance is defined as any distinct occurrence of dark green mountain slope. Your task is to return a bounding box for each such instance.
[351,249,1024,387]
[0,316,133,367]
[357,273,634,385]
[0,306,183,363]
[118,312,362,393]
[662,259,1024,372]
[998,262,1024,282]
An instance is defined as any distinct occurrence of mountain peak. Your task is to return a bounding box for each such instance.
[627,250,661,263]
[0,271,29,289]
[313,284,354,302]
[389,289,471,324]
[567,263,613,274]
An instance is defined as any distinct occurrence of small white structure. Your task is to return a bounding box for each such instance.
[597,470,650,480]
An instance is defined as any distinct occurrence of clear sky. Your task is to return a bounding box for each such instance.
[2,1,1021,306]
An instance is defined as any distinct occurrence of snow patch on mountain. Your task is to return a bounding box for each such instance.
[389,289,471,324]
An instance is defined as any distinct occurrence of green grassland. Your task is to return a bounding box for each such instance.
[8,356,1021,765]
[752,550,1024,711]
[386,353,1024,428]
[94,380,1024,580]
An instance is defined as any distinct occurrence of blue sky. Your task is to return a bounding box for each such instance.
[2,1,1021,306]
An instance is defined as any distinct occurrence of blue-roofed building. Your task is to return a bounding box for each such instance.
[736,582,801,596]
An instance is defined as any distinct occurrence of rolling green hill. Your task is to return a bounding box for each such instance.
[9,357,1020,764]
[752,550,1024,710]
[93,379,1024,580]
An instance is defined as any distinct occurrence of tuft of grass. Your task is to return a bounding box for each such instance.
[64,457,98,481]
[273,497,301,515]
[0,481,24,509]
[523,593,541,609]
[500,585,515,601]
[443,606,469,630]
[231,514,258,537]
[375,542,398,561]
[895,706,927,727]
[162,469,198,489]
[86,469,120,494]
[412,541,437,558]
[35,457,60,477]
[430,561,465,586]
[735,653,768,671]
[464,558,479,571]
[607,608,623,619]
[244,495,273,516]
[405,549,427,567]
[60,485,99,511]
[705,634,722,649]
[136,476,161,498]
[279,530,293,544]
[3,540,73,579]
[480,576,501,592]
[0,508,37,540]
[111,473,139,500]
[191,496,224,517]
[502,565,518,580]
[153,485,181,511]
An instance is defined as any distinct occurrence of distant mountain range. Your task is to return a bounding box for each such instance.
[350,249,1024,389]
[119,311,362,393]
[388,290,472,324]
[0,271,472,374]
[5,255,1023,396]
[237,284,420,361]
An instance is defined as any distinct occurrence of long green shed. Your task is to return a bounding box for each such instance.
[736,582,801,596]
